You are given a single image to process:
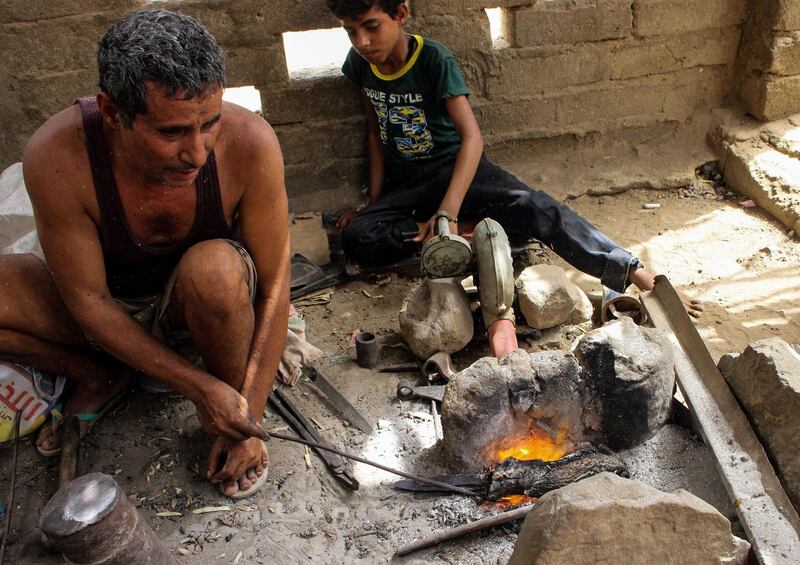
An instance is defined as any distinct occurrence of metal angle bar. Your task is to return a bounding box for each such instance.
[642,276,800,564]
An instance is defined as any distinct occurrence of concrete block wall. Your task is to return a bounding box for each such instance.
[0,0,789,212]
[737,0,800,121]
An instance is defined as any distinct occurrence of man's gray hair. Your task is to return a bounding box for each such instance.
[98,9,226,126]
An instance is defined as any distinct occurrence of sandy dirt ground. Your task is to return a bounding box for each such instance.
[2,161,798,564]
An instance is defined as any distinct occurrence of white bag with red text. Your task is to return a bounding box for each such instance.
[0,362,65,443]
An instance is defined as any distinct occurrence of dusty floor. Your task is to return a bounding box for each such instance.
[2,152,799,564]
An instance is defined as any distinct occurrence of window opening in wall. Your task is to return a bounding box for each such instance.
[282,28,352,79]
[485,7,511,49]
[223,86,263,115]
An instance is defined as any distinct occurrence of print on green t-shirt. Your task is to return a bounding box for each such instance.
[342,36,469,170]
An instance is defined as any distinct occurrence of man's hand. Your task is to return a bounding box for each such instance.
[336,210,359,231]
[412,215,459,244]
[195,379,270,442]
[207,435,269,484]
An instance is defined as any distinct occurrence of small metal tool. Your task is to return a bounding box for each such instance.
[396,382,446,403]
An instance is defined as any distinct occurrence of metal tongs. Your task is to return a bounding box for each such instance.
[268,388,359,490]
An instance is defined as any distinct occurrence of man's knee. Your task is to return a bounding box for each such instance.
[174,241,251,319]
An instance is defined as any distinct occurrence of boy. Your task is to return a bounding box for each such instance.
[327,0,661,356]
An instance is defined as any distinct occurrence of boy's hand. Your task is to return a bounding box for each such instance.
[336,210,359,231]
[412,215,459,243]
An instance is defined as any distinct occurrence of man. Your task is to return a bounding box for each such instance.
[326,0,701,357]
[0,9,289,498]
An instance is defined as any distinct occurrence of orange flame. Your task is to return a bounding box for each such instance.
[495,494,537,509]
[488,426,573,464]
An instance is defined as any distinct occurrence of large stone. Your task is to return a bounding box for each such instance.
[575,318,675,450]
[441,350,585,472]
[516,265,593,330]
[399,278,474,360]
[718,338,800,511]
[508,472,750,565]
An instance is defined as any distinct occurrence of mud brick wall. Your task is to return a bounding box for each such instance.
[738,0,800,121]
[0,0,793,212]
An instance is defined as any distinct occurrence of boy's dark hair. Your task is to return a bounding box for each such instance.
[97,8,226,126]
[326,0,405,20]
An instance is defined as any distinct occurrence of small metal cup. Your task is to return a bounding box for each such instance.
[355,331,380,368]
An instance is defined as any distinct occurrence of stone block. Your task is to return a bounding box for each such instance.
[722,137,800,233]
[288,184,362,215]
[399,278,474,360]
[575,318,675,450]
[556,67,730,129]
[514,0,632,47]
[410,12,491,53]
[224,43,289,87]
[15,69,99,130]
[274,117,366,165]
[0,14,114,76]
[508,473,749,565]
[763,75,800,121]
[610,27,739,81]
[633,0,746,38]
[771,32,800,75]
[718,338,800,511]
[284,158,366,201]
[486,45,611,98]
[778,0,800,30]
[260,76,362,125]
[410,0,532,17]
[473,98,557,136]
[0,0,139,24]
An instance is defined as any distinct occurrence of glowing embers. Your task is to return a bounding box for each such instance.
[487,425,574,465]
[494,494,537,510]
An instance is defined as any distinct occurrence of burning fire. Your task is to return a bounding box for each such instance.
[488,426,573,464]
[495,494,537,509]
[486,425,573,509]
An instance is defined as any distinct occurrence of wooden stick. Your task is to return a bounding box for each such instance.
[394,504,534,557]
[0,412,22,564]
[58,415,81,489]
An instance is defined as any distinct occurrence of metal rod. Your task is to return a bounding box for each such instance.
[395,504,534,557]
[269,432,482,497]
[0,412,22,564]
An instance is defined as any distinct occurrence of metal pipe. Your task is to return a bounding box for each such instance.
[40,473,174,564]
[601,287,646,325]
[269,432,482,497]
[394,504,534,557]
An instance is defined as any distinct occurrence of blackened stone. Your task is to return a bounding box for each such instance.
[575,318,675,450]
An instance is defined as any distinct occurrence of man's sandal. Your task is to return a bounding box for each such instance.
[36,388,129,457]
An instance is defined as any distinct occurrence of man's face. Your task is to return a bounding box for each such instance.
[119,82,223,188]
[341,4,407,67]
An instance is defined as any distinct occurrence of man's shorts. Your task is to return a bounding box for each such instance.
[114,239,257,348]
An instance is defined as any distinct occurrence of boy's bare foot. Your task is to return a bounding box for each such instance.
[629,268,704,319]
[36,373,131,455]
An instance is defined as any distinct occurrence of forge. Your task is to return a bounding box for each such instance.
[437,318,675,499]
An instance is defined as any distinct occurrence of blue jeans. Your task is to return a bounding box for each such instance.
[342,155,641,293]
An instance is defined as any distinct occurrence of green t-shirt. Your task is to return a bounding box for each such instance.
[342,35,469,170]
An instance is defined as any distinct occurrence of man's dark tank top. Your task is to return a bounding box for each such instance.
[77,98,235,297]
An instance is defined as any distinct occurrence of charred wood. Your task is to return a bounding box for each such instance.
[487,448,628,500]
